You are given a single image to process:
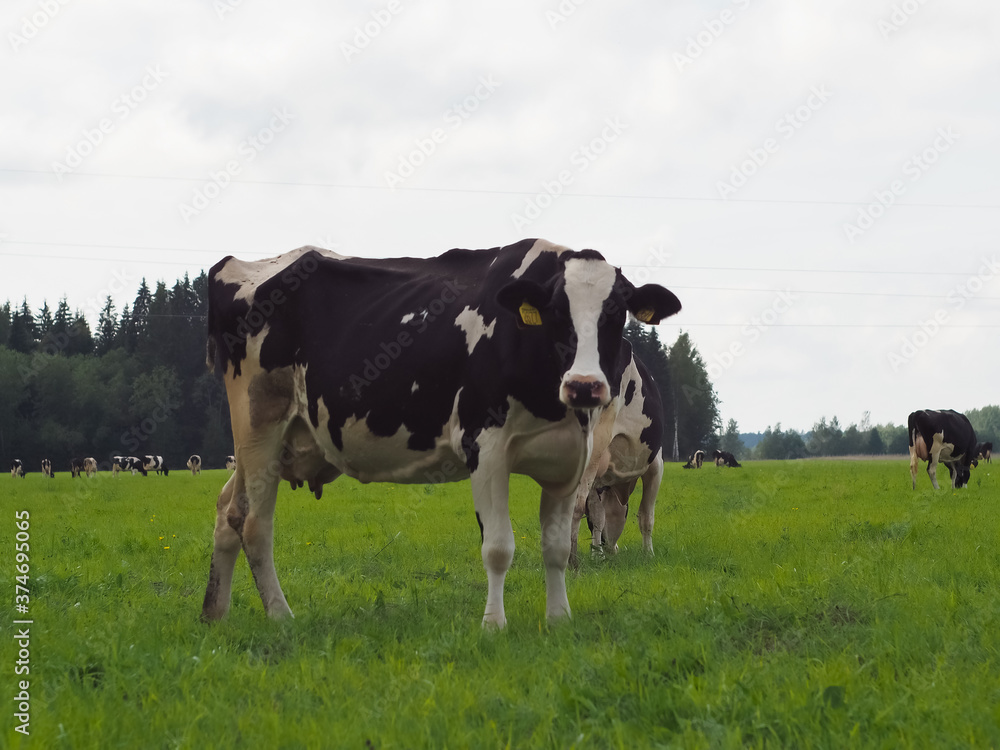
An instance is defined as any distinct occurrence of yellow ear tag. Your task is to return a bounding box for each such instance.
[519,302,542,326]
[636,308,655,323]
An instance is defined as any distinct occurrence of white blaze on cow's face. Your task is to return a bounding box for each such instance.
[560,259,617,409]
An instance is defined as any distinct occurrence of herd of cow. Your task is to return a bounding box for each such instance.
[7,240,995,629]
[9,454,237,478]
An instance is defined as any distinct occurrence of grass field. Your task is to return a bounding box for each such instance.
[3,460,999,749]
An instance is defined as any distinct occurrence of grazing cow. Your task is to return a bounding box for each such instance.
[225,455,236,472]
[682,449,705,469]
[11,459,24,478]
[143,455,168,476]
[570,350,664,565]
[712,449,741,468]
[83,457,97,477]
[187,455,202,475]
[976,441,993,464]
[41,458,53,478]
[200,239,681,626]
[908,409,978,489]
[70,457,85,478]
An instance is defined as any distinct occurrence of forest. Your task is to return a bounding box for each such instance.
[0,277,995,473]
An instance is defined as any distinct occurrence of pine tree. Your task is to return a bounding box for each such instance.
[65,312,93,355]
[8,299,36,353]
[0,302,11,347]
[36,302,53,338]
[720,418,746,458]
[131,279,152,351]
[95,296,118,355]
[117,304,134,352]
[668,331,721,460]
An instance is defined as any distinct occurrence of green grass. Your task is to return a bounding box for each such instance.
[2,460,1000,749]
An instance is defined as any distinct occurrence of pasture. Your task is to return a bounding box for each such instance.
[3,460,1000,749]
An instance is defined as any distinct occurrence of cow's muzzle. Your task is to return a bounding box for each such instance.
[561,377,609,409]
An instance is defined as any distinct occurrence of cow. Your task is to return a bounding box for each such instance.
[569,349,664,565]
[11,459,24,478]
[200,239,681,627]
[70,457,85,478]
[682,449,705,469]
[143,455,168,476]
[187,455,202,475]
[976,441,993,464]
[712,449,741,468]
[83,457,97,477]
[908,409,978,489]
[41,458,53,478]
[225,455,236,472]
[112,455,124,477]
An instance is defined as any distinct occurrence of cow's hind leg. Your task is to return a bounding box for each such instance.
[539,489,575,621]
[637,456,663,554]
[202,473,242,620]
[239,446,292,618]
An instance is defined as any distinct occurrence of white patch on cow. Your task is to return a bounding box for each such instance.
[562,258,616,383]
[511,239,570,279]
[411,382,419,393]
[454,306,496,354]
[215,245,349,303]
[401,313,415,325]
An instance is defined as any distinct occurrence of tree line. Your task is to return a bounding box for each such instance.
[740,408,999,460]
[0,274,233,473]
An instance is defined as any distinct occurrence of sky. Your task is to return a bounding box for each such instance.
[2,0,998,433]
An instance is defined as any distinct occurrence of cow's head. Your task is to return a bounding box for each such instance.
[496,249,680,410]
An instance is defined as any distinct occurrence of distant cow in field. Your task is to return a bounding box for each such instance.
[712,449,741,468]
[143,455,168,476]
[41,458,53,478]
[70,457,85,478]
[83,457,97,477]
[976,441,993,464]
[225,455,236,472]
[570,351,664,565]
[909,409,978,489]
[11,459,24,478]
[200,239,681,626]
[682,450,705,469]
[187,455,202,475]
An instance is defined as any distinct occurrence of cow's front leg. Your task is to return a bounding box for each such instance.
[471,465,514,629]
[539,489,575,621]
[927,450,941,490]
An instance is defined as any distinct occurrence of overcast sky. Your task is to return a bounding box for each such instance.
[2,0,998,433]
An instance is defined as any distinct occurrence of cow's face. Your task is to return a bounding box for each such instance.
[497,252,681,410]
[956,465,972,488]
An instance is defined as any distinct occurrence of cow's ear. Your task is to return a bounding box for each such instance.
[626,283,682,325]
[496,280,551,327]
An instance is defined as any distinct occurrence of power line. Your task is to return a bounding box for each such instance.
[3,167,999,210]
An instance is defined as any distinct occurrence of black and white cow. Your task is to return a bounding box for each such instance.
[11,459,24,478]
[908,409,978,489]
[976,441,993,464]
[70,457,85,478]
[570,349,664,565]
[41,458,53,478]
[143,455,168,476]
[712,449,741,468]
[83,457,97,477]
[682,450,705,469]
[187,455,202,475]
[200,239,681,626]
[225,455,236,472]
